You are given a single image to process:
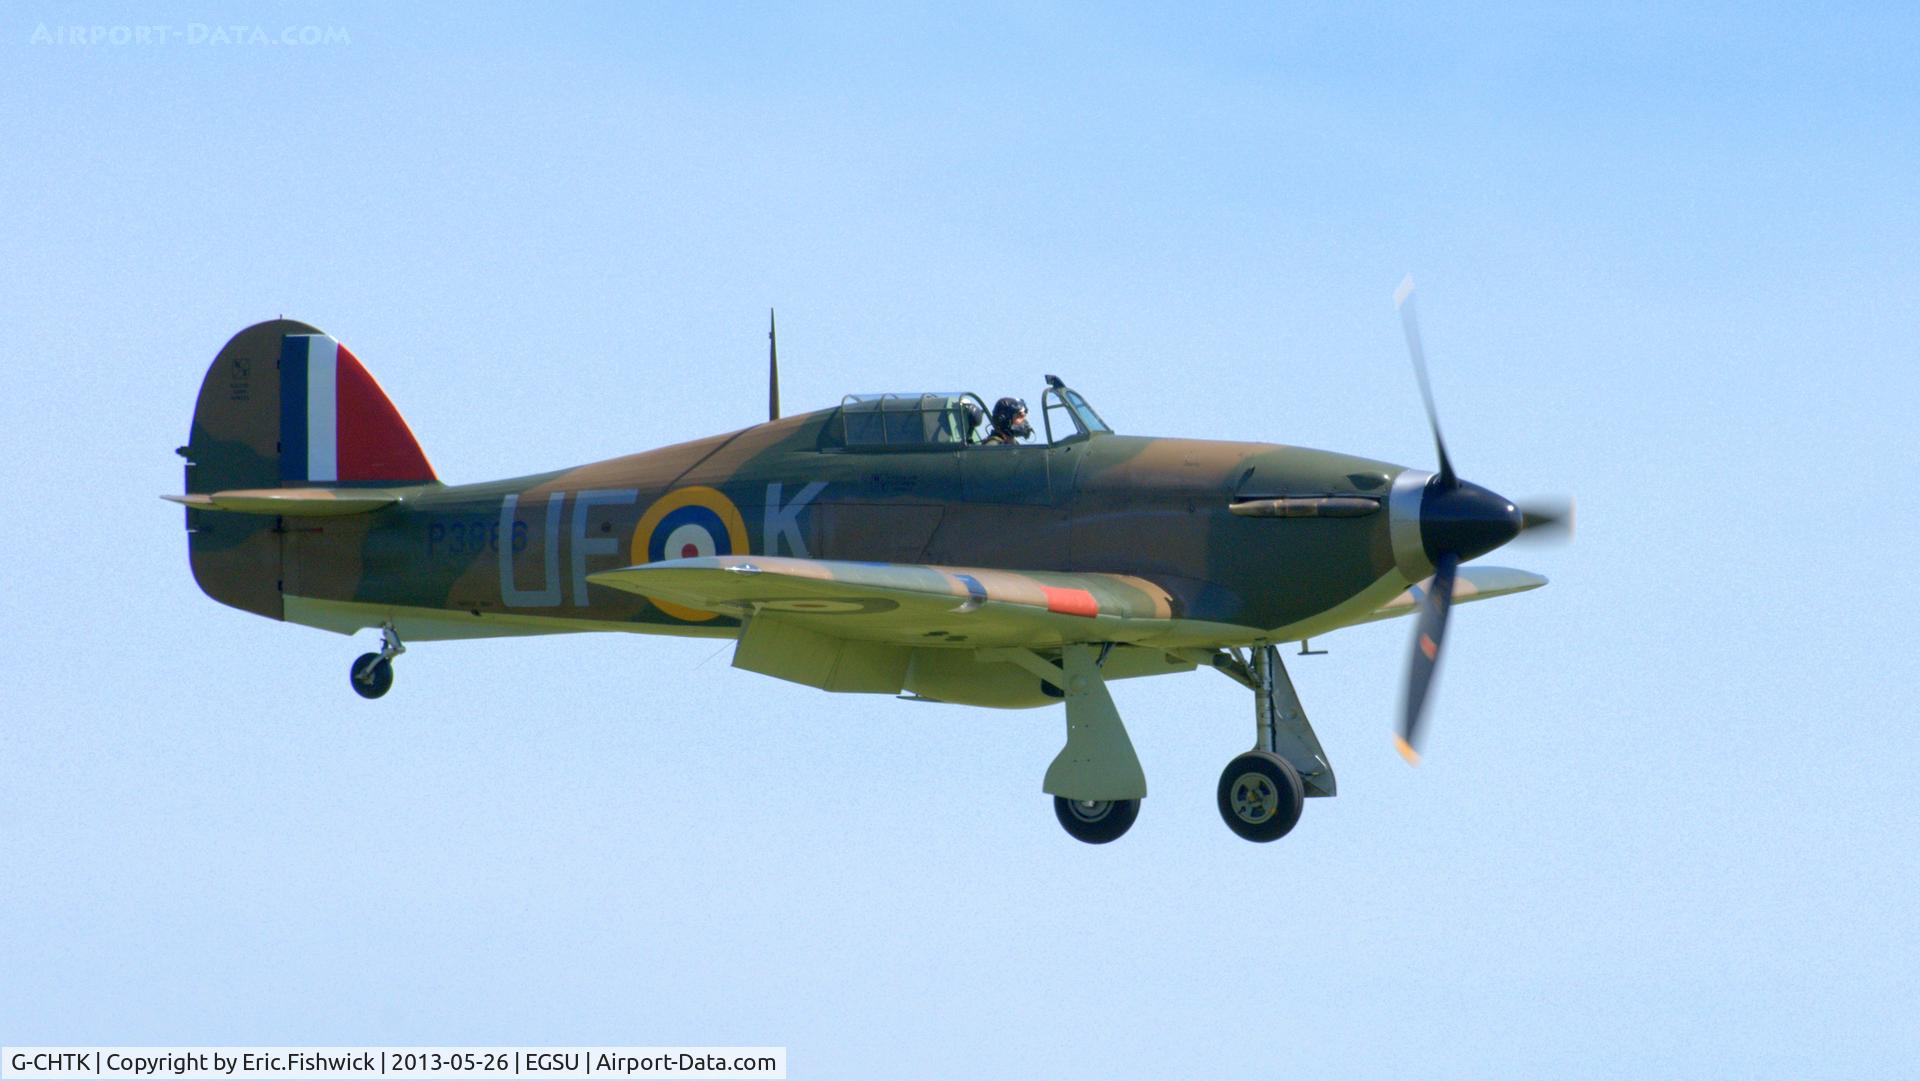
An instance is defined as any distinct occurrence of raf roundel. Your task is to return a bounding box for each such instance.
[630,486,750,622]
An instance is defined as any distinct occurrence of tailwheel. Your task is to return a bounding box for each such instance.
[1053,796,1139,844]
[1217,750,1304,842]
[349,621,405,700]
[349,653,393,699]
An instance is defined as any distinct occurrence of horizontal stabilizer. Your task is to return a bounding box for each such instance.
[163,487,401,516]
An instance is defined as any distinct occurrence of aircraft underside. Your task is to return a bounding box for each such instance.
[278,564,1456,846]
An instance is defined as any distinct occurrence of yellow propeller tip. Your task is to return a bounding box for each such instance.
[1394,736,1422,766]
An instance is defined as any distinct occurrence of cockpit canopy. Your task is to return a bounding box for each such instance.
[838,393,980,449]
[825,380,1110,452]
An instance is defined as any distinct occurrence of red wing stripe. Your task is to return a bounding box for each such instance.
[1040,586,1100,618]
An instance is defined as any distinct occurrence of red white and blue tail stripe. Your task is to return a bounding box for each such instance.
[278,334,435,484]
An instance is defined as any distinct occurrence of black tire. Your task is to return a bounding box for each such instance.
[1216,751,1304,842]
[350,653,394,699]
[1053,796,1140,844]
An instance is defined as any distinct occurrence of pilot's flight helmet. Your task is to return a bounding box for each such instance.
[992,397,1032,439]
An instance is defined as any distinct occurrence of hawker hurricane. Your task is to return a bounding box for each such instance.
[169,282,1568,843]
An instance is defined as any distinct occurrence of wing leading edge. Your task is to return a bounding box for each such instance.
[589,555,1546,644]
[587,555,1176,648]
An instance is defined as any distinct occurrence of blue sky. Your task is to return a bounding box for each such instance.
[3,4,1916,1078]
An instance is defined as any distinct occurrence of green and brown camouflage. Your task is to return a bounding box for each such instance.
[172,317,1556,838]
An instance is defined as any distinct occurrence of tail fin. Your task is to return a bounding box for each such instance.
[184,320,435,493]
[178,320,436,618]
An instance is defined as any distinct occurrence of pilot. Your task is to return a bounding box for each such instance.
[985,397,1032,445]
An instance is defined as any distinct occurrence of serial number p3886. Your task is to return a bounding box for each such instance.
[426,518,528,557]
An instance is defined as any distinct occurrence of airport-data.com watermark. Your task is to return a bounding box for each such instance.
[28,23,351,47]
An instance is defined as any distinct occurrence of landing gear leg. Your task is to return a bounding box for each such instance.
[349,621,405,700]
[1215,643,1324,842]
[985,643,1147,844]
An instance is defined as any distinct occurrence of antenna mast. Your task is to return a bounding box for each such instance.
[768,308,780,422]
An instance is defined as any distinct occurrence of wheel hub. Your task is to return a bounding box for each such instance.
[1229,772,1279,823]
[1067,799,1113,823]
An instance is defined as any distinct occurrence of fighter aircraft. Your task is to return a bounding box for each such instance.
[168,281,1568,844]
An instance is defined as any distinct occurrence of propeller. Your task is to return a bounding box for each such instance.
[1390,276,1569,765]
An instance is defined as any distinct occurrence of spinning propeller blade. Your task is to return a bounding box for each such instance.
[1517,496,1576,541]
[1395,275,1455,487]
[1397,551,1459,766]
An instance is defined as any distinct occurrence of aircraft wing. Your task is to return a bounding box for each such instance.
[590,556,1545,647]
[1337,565,1548,629]
[588,555,1177,648]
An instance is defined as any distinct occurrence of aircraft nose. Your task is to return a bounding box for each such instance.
[1422,478,1523,563]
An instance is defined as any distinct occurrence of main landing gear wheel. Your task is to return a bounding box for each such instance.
[349,654,393,699]
[1053,796,1140,844]
[1217,750,1305,842]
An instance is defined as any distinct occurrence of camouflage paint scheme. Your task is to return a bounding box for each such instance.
[175,319,1544,716]
[175,316,1562,837]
